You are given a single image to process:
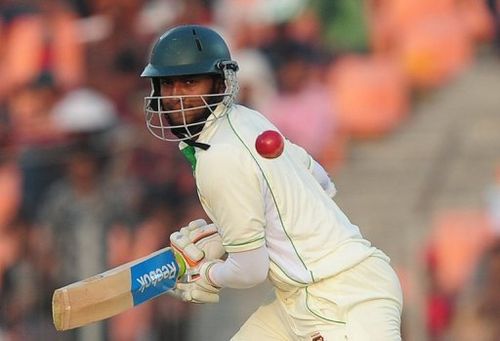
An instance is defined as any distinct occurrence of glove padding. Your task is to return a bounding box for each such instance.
[172,260,222,303]
[169,219,225,302]
[170,219,225,271]
[178,219,226,261]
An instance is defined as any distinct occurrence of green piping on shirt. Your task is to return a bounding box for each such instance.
[227,113,314,283]
[270,259,309,286]
[224,236,265,248]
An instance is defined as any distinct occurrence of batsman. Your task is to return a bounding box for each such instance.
[142,24,403,340]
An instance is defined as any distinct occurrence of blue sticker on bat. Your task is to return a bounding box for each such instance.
[130,249,179,306]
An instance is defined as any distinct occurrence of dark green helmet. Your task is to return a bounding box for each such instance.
[141,25,238,78]
[141,25,239,143]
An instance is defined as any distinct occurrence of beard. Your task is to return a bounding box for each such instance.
[166,100,223,140]
[167,106,211,139]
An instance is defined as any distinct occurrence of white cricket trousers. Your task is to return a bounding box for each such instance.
[231,254,403,340]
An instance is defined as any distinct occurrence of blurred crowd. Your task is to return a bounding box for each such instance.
[0,0,499,340]
[424,165,500,341]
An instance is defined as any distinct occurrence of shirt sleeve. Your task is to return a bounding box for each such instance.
[288,141,336,198]
[209,245,269,289]
[196,143,266,253]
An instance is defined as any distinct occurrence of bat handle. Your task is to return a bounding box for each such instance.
[174,253,203,283]
[177,267,201,283]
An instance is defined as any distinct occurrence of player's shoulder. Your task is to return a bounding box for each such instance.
[197,139,251,168]
[196,106,264,171]
[226,105,277,142]
[204,105,260,149]
[228,104,267,125]
[196,104,278,170]
[194,140,259,187]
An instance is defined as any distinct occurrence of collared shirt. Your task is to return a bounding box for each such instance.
[181,104,380,287]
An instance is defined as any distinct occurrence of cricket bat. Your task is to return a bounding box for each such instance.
[52,247,186,331]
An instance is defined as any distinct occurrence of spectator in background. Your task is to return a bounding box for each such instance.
[0,216,57,341]
[35,140,135,341]
[213,0,309,32]
[425,247,455,341]
[105,116,197,221]
[7,73,67,222]
[261,39,338,165]
[447,239,500,341]
[0,126,25,339]
[0,126,21,232]
[0,0,84,100]
[82,0,154,120]
[221,19,279,110]
[233,48,277,110]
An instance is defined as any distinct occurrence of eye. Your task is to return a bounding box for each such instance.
[160,79,173,86]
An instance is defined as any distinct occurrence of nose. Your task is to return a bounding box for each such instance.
[170,81,183,96]
[160,80,183,97]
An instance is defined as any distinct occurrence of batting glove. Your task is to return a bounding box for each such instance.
[170,219,225,280]
[174,260,223,304]
[179,219,226,261]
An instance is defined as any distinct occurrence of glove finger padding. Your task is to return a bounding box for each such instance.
[168,286,186,301]
[190,288,219,303]
[178,220,226,261]
[172,260,222,304]
[170,231,204,268]
[192,226,225,260]
[178,219,207,236]
[175,281,220,304]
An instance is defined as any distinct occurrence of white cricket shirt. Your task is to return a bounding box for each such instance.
[182,104,379,288]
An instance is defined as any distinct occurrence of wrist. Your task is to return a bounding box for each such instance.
[200,260,223,289]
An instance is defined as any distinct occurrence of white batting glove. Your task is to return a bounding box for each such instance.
[179,219,226,261]
[170,219,225,281]
[174,260,223,303]
[170,219,225,266]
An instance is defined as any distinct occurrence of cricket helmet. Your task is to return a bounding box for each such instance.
[141,24,239,142]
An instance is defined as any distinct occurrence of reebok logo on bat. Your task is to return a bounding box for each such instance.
[136,262,177,293]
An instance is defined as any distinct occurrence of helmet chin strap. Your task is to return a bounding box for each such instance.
[184,138,210,150]
[170,124,211,150]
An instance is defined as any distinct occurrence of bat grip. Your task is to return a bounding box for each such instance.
[174,251,187,279]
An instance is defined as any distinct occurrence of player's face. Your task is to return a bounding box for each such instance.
[159,75,218,126]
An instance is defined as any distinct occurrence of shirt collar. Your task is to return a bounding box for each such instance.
[196,103,228,144]
[178,104,232,170]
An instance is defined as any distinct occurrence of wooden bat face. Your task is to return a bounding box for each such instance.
[52,247,181,331]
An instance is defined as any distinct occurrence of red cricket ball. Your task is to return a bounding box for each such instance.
[255,130,284,159]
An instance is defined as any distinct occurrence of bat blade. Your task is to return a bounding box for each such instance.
[52,247,181,331]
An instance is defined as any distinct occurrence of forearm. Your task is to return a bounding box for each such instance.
[208,245,269,289]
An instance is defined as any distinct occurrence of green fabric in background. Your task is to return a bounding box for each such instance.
[310,0,370,53]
